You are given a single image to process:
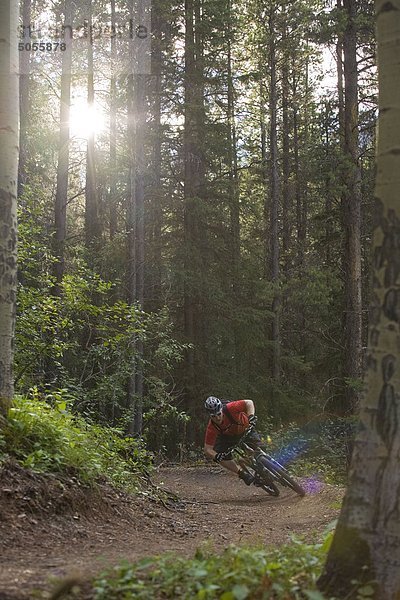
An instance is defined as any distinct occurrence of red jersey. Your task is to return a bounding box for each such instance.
[204,400,249,447]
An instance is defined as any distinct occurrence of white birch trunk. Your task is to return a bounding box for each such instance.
[0,0,19,415]
[318,1,400,597]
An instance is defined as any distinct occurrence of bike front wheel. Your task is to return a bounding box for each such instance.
[257,456,306,497]
[241,460,280,496]
[256,471,280,496]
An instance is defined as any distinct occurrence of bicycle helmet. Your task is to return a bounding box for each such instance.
[205,396,222,415]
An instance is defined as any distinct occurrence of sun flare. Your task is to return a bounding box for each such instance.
[69,98,106,140]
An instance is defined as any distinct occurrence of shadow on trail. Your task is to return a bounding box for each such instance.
[217,492,305,507]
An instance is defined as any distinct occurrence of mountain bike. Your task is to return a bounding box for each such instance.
[222,426,306,497]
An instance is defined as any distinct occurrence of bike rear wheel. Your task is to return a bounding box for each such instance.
[258,456,306,497]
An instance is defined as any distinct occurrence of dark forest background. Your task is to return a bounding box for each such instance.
[16,0,375,452]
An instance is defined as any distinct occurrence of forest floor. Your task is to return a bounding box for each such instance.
[0,460,344,600]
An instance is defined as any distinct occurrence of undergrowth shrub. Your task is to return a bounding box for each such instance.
[93,529,335,599]
[0,395,152,489]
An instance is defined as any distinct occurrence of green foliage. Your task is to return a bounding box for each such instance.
[16,190,189,444]
[1,394,152,489]
[93,534,332,599]
[16,221,188,431]
[144,394,190,456]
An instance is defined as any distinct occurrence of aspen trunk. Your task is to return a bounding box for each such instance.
[318,1,400,597]
[0,0,19,416]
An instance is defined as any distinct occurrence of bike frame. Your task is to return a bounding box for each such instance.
[224,426,306,497]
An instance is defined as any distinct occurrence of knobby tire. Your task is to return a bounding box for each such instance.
[242,461,280,497]
[256,467,280,496]
[259,456,306,497]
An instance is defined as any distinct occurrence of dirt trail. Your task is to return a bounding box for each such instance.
[0,464,343,599]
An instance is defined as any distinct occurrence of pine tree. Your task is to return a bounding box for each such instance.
[54,0,73,290]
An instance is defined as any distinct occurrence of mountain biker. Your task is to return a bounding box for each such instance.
[203,396,263,486]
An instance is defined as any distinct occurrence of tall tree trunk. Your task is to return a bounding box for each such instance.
[318,2,400,595]
[85,1,100,248]
[184,0,196,393]
[134,74,145,434]
[342,0,362,412]
[18,0,31,199]
[0,0,19,416]
[109,0,117,240]
[323,102,333,266]
[126,74,137,430]
[227,1,240,376]
[147,0,163,312]
[268,9,280,386]
[292,65,302,270]
[54,0,73,291]
[337,0,345,146]
[183,0,205,413]
[281,32,291,262]
[126,71,146,435]
[300,49,309,261]
[297,50,309,356]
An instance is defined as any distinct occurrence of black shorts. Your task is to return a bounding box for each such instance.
[214,430,263,460]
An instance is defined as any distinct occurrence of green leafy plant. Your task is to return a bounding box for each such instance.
[93,532,335,599]
[1,394,152,489]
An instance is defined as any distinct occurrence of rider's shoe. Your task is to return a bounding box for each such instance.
[253,475,263,487]
[238,469,255,486]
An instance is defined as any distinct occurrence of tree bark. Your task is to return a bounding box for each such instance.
[268,8,280,385]
[227,1,240,376]
[337,0,345,146]
[323,102,333,266]
[126,72,136,429]
[147,0,163,312]
[54,0,73,291]
[0,0,19,416]
[134,75,145,434]
[318,1,400,597]
[183,0,205,410]
[292,65,303,270]
[126,71,146,435]
[281,32,291,261]
[85,1,100,248]
[342,0,363,412]
[184,0,196,391]
[109,0,117,240]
